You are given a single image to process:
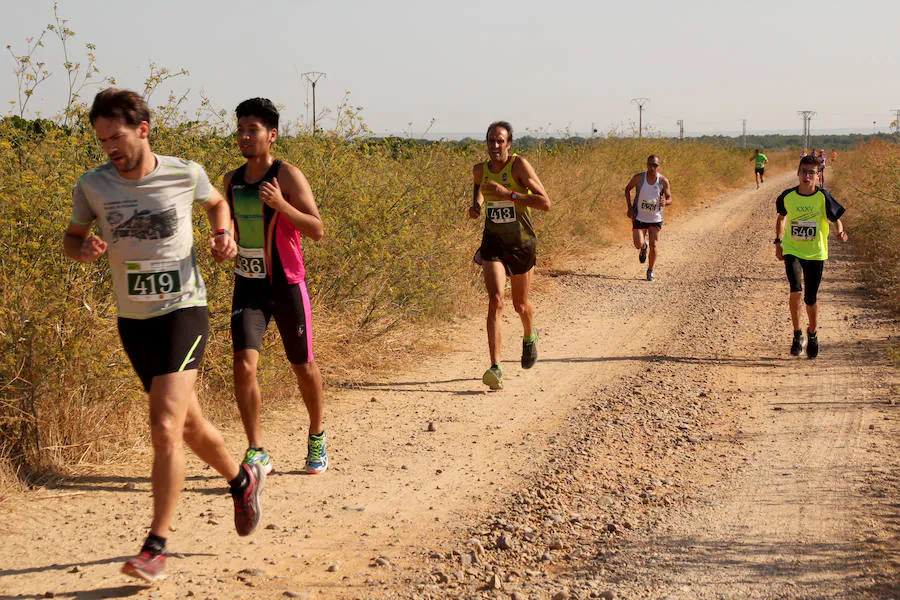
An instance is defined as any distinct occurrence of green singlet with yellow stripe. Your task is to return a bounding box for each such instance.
[481,154,535,246]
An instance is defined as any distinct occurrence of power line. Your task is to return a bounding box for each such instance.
[798,110,815,149]
[631,97,649,138]
[301,71,326,134]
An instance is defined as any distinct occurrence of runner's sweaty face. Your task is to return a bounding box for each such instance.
[93,116,148,176]
[237,116,276,159]
[486,127,511,162]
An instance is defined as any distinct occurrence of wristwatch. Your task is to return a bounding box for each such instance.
[773,238,782,244]
[510,192,519,201]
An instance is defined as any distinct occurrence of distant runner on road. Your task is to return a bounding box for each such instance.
[624,155,672,281]
[750,148,768,188]
[468,121,551,390]
[225,98,328,476]
[774,154,848,358]
[816,148,827,187]
[63,88,264,583]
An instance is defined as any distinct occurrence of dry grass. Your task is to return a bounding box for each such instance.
[829,140,900,313]
[0,123,793,490]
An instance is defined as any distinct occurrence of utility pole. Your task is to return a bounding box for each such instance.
[741,119,747,148]
[301,71,326,134]
[798,110,815,150]
[892,109,900,133]
[676,119,683,140]
[631,97,649,138]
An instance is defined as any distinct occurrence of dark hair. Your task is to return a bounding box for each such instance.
[798,155,819,170]
[754,148,760,154]
[486,121,513,143]
[236,97,279,130]
[89,88,150,127]
[647,154,660,164]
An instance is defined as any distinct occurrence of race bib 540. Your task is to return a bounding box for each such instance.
[791,220,818,241]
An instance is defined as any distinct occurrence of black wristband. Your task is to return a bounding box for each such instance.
[773,238,782,244]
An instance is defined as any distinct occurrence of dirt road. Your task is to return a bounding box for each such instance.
[1,172,897,600]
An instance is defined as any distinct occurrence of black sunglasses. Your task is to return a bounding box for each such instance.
[648,163,660,167]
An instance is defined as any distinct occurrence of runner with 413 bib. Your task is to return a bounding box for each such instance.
[774,154,848,358]
[469,121,551,390]
[225,98,327,475]
[63,89,264,584]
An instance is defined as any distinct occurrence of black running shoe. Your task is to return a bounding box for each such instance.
[789,331,805,356]
[806,330,819,359]
[521,329,539,369]
[639,242,648,264]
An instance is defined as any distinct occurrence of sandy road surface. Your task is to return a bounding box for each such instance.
[1,172,897,600]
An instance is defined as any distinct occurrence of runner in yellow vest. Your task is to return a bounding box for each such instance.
[468,121,551,390]
[774,154,848,358]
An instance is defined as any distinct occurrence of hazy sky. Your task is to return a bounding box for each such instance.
[2,0,898,137]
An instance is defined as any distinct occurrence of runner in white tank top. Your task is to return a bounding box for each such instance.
[623,154,672,281]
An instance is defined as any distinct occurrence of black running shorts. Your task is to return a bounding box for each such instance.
[118,306,209,392]
[632,219,663,230]
[231,276,315,365]
[784,254,825,306]
[478,230,536,276]
[755,167,765,174]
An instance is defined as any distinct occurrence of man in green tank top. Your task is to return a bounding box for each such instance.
[468,121,551,390]
[750,149,768,188]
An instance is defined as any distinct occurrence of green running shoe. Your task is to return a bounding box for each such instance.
[242,447,273,475]
[482,365,503,390]
[521,329,539,369]
[304,432,328,474]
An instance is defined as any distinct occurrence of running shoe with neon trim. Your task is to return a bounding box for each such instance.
[242,447,273,475]
[639,242,648,264]
[521,329,539,369]
[233,463,265,536]
[806,330,819,359]
[790,330,806,356]
[482,365,503,390]
[304,432,328,474]
[122,551,166,582]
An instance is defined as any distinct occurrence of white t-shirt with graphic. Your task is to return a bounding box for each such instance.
[71,154,213,319]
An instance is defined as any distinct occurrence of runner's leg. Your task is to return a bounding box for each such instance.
[510,268,534,338]
[234,349,263,448]
[483,260,507,365]
[647,227,660,270]
[632,227,645,250]
[147,370,194,537]
[806,303,818,334]
[292,361,324,435]
[182,388,240,480]
[789,292,803,331]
